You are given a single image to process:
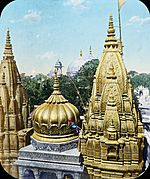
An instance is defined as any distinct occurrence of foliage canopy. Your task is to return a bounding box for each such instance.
[21,60,150,114]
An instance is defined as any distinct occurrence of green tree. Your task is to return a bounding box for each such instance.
[130,72,150,91]
[21,73,53,111]
[128,70,138,78]
[74,59,99,107]
[21,59,99,114]
[52,59,99,114]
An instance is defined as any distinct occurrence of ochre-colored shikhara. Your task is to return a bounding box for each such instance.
[0,30,32,178]
[78,14,144,179]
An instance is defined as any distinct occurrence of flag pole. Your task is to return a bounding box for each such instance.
[118,0,123,55]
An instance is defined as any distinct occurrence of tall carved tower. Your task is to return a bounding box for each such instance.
[78,14,144,178]
[0,30,32,178]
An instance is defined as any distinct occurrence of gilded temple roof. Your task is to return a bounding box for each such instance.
[78,14,144,178]
[32,70,80,143]
[95,14,127,97]
[85,14,143,136]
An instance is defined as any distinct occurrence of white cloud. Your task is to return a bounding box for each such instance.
[23,10,41,23]
[128,16,150,25]
[64,0,88,9]
[38,51,58,61]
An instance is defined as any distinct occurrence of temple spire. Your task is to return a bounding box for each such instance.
[89,46,92,55]
[4,29,13,57]
[104,14,118,48]
[53,69,60,93]
[80,49,83,58]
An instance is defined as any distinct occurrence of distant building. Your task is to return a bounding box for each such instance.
[48,59,63,77]
[0,30,33,178]
[67,48,97,76]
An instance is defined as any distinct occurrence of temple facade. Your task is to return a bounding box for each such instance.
[16,70,84,179]
[78,14,144,179]
[0,30,32,178]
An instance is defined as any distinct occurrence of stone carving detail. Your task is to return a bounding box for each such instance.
[0,30,30,178]
[31,138,78,152]
[78,14,144,179]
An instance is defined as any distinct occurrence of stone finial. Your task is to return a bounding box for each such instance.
[53,68,60,92]
[4,29,13,57]
[89,46,92,55]
[80,49,83,58]
[104,14,118,48]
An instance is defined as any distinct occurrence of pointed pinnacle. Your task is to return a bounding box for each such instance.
[108,14,115,36]
[4,29,13,56]
[80,49,83,58]
[104,14,118,48]
[89,46,92,55]
[53,68,60,92]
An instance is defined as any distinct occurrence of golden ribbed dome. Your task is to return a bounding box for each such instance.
[32,70,80,143]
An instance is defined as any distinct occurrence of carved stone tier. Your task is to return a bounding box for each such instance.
[31,137,78,152]
[16,142,85,179]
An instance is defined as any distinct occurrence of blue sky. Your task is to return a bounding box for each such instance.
[0,0,149,75]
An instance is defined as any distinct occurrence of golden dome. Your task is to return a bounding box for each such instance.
[32,70,80,143]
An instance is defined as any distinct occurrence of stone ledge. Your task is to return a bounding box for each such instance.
[31,137,78,152]
[19,144,82,164]
[16,158,84,173]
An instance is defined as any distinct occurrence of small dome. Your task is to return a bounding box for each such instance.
[32,70,80,143]
[67,49,87,76]
[47,68,54,77]
[48,60,63,78]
